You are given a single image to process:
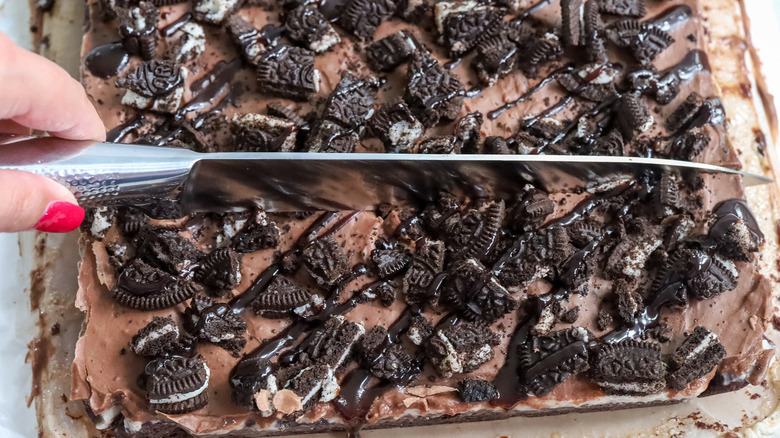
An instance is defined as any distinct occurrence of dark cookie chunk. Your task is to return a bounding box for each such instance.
[230,113,298,152]
[117,207,148,236]
[402,239,446,305]
[457,378,498,403]
[653,71,682,104]
[366,31,417,72]
[229,356,274,407]
[285,363,332,408]
[421,194,461,232]
[613,278,642,324]
[557,64,619,102]
[605,225,662,279]
[404,52,465,127]
[303,236,351,287]
[630,26,674,65]
[512,188,554,231]
[474,31,520,85]
[518,33,563,78]
[193,0,240,24]
[371,246,412,279]
[671,127,710,161]
[561,0,583,46]
[662,214,695,251]
[231,220,281,253]
[449,201,505,262]
[599,0,645,17]
[251,276,313,317]
[440,5,504,57]
[615,94,652,139]
[82,207,116,239]
[112,259,202,310]
[568,221,605,247]
[373,280,398,306]
[305,316,365,370]
[710,200,762,262]
[356,325,389,365]
[368,99,424,152]
[324,73,380,129]
[518,328,590,397]
[370,343,417,382]
[116,60,183,98]
[454,112,483,154]
[668,326,726,390]
[285,4,340,53]
[583,0,607,62]
[117,2,159,60]
[145,357,210,415]
[684,250,738,300]
[193,248,242,292]
[227,15,269,65]
[559,305,580,324]
[305,120,359,153]
[606,19,642,47]
[498,227,573,287]
[441,258,517,323]
[427,321,500,377]
[257,46,319,101]
[339,0,397,39]
[484,136,513,154]
[137,228,204,275]
[418,135,459,154]
[589,129,624,156]
[666,92,705,132]
[184,296,247,356]
[132,317,180,357]
[405,315,433,346]
[267,102,306,126]
[653,173,680,217]
[591,340,666,395]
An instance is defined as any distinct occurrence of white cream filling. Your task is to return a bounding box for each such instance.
[434,1,479,36]
[90,207,113,238]
[133,323,178,353]
[94,405,122,430]
[195,0,239,23]
[150,365,210,405]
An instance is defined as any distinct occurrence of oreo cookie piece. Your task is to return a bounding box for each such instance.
[668,326,726,390]
[710,200,762,262]
[356,325,418,382]
[132,317,181,357]
[441,258,517,323]
[304,119,359,153]
[666,92,706,132]
[137,228,204,276]
[368,99,425,153]
[338,0,397,39]
[193,248,242,292]
[193,0,240,24]
[684,250,738,300]
[285,4,341,53]
[629,26,674,65]
[251,276,316,317]
[165,22,207,64]
[82,206,115,240]
[116,207,148,237]
[591,129,624,155]
[404,51,465,127]
[457,378,498,403]
[474,30,520,86]
[402,239,446,305]
[518,328,591,398]
[449,201,505,262]
[116,60,183,98]
[230,113,298,152]
[653,173,680,217]
[512,188,554,231]
[557,63,619,102]
[438,3,504,57]
[583,0,607,62]
[227,15,271,65]
[591,340,666,395]
[484,136,512,154]
[605,226,662,279]
[229,355,275,408]
[117,2,159,60]
[324,73,380,129]
[454,112,483,154]
[371,246,412,279]
[417,135,459,154]
[117,61,187,113]
[613,278,642,324]
[184,296,247,356]
[598,0,646,18]
[427,321,500,377]
[231,219,281,253]
[145,357,210,414]
[561,0,583,47]
[518,32,563,78]
[257,46,320,101]
[405,315,434,346]
[303,236,351,287]
[671,127,710,161]
[112,259,202,310]
[615,94,653,140]
[606,19,642,47]
[366,31,418,72]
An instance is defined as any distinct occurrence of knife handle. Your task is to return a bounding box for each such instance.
[0,135,199,218]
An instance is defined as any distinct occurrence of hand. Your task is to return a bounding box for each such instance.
[0,31,105,233]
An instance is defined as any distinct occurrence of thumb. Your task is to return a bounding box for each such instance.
[0,170,84,233]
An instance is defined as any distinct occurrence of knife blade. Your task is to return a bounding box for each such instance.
[0,135,772,218]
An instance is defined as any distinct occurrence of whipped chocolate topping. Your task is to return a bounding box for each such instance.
[75,0,774,436]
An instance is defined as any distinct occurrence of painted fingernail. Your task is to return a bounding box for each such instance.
[34,201,85,233]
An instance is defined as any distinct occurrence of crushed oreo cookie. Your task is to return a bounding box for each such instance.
[137,228,204,276]
[518,328,590,397]
[668,326,726,390]
[368,99,425,152]
[116,60,182,98]
[251,276,317,317]
[404,51,464,127]
[402,239,446,305]
[184,295,247,356]
[286,4,341,53]
[145,356,210,414]
[193,248,242,293]
[112,259,202,310]
[132,316,181,357]
[303,236,351,287]
[457,378,498,403]
[338,0,396,39]
[257,46,320,101]
[591,340,666,395]
[117,2,159,60]
[366,31,417,72]
[441,258,517,323]
[427,321,500,378]
[230,113,298,152]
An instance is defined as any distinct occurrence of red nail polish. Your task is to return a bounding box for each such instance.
[34,201,85,233]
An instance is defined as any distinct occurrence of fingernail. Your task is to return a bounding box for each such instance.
[34,201,85,233]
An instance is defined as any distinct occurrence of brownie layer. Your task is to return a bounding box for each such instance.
[75,0,775,436]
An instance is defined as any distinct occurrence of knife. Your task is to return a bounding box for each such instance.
[0,135,771,219]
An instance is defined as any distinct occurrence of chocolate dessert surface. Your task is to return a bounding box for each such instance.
[69,0,778,436]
